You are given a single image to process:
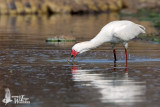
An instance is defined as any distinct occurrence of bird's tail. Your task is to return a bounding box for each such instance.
[138,24,146,33]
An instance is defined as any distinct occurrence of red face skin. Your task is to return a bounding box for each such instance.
[71,49,78,58]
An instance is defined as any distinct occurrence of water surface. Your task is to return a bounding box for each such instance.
[0,14,160,107]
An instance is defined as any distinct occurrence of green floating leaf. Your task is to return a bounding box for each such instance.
[46,38,76,42]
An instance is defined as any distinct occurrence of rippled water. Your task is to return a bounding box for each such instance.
[0,14,160,107]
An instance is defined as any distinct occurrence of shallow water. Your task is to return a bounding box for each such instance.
[0,14,160,107]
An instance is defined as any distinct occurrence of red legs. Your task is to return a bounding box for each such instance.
[112,43,128,73]
[113,48,128,73]
[111,44,116,63]
[113,49,117,72]
[123,42,128,69]
[113,49,117,63]
[113,58,116,72]
[125,48,128,69]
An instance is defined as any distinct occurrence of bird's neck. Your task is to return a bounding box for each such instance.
[88,34,108,49]
[80,33,110,51]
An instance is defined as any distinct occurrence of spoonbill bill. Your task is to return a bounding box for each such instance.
[69,20,146,64]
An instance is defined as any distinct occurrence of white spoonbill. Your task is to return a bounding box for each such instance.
[70,20,146,64]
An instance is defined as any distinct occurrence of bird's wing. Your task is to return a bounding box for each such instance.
[113,23,145,41]
[5,88,11,99]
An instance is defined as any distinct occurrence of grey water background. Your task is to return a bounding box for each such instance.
[0,13,160,107]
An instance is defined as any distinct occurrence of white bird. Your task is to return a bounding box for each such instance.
[70,20,146,64]
[2,88,12,105]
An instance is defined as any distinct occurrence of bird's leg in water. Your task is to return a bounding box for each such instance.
[125,48,128,68]
[113,60,116,71]
[113,49,117,63]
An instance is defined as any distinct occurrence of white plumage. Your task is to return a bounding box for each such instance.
[70,20,146,62]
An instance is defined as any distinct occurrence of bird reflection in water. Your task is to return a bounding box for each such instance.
[71,64,146,104]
